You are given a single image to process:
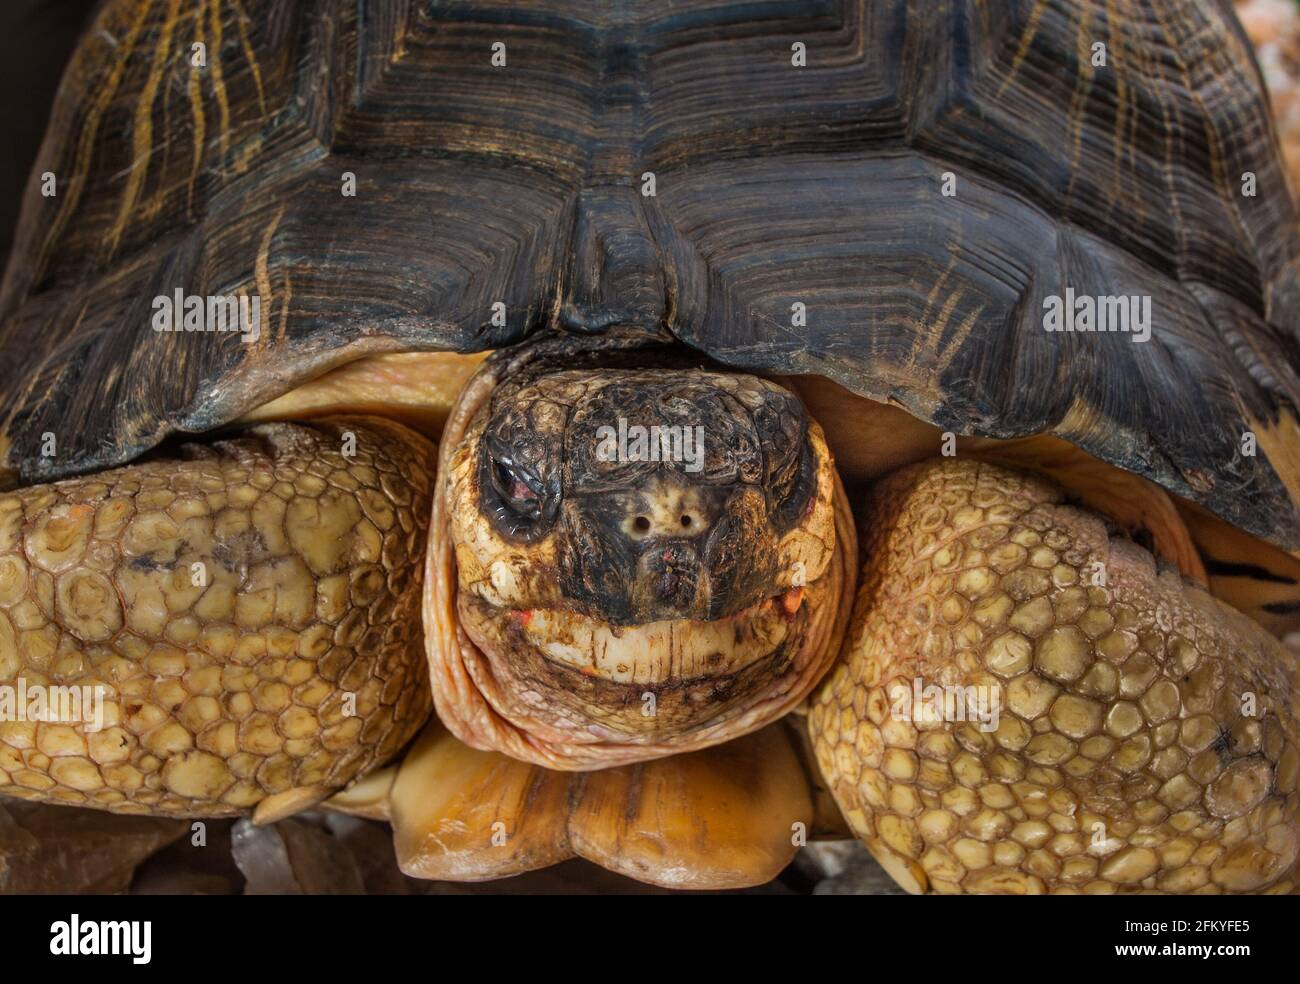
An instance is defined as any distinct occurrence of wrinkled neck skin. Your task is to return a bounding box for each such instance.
[425,339,857,770]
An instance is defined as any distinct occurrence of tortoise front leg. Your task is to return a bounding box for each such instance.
[0,417,433,820]
[812,458,1300,895]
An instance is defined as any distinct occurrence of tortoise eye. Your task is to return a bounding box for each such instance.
[495,459,540,509]
[481,445,559,542]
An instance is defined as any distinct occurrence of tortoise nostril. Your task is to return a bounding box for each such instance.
[633,516,651,533]
[680,514,693,529]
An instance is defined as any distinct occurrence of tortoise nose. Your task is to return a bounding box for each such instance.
[622,479,711,542]
[627,507,706,540]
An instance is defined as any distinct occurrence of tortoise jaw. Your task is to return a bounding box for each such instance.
[449,586,816,747]
[498,590,800,686]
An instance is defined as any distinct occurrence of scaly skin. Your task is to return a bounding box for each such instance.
[0,417,433,817]
[812,458,1300,894]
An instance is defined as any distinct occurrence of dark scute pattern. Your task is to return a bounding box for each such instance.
[0,0,1297,547]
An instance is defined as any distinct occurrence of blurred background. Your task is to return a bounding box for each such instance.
[0,0,99,271]
[1239,0,1300,189]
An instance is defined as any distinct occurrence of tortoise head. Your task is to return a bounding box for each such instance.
[431,359,855,769]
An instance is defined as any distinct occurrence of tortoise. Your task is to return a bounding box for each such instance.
[0,0,1298,896]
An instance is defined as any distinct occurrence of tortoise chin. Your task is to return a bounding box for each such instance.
[430,362,857,769]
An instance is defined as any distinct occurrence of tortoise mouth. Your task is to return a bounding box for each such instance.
[449,553,845,766]
[462,585,807,689]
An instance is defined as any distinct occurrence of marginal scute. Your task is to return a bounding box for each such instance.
[390,720,582,882]
[389,719,811,890]
[567,722,813,890]
[0,417,433,817]
[812,458,1300,894]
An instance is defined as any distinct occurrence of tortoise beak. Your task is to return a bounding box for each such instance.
[634,541,705,618]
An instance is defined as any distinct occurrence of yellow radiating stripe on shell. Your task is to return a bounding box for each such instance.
[106,0,183,256]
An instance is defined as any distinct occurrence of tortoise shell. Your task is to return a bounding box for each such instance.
[1,0,1298,550]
